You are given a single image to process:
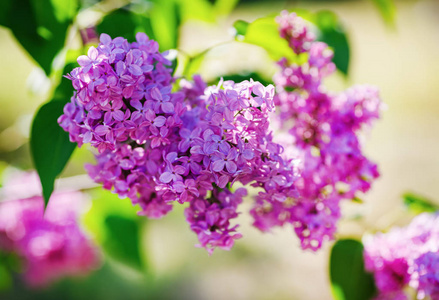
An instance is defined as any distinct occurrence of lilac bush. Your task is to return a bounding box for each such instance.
[58,12,381,254]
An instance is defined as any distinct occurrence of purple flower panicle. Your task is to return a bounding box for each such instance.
[265,11,382,250]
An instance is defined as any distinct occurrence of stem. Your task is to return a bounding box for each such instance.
[0,174,99,202]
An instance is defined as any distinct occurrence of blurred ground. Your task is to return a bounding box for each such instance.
[1,0,439,299]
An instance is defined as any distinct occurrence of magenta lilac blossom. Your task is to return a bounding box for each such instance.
[263,11,382,250]
[363,213,439,299]
[0,172,100,287]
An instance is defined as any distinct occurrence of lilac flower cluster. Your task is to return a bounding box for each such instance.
[277,10,315,54]
[364,213,439,300]
[59,11,381,253]
[258,11,382,250]
[58,32,175,152]
[0,172,99,287]
[59,33,299,254]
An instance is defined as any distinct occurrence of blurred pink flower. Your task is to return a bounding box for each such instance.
[0,171,100,287]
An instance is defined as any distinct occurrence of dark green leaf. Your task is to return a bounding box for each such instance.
[1,0,77,75]
[233,20,248,36]
[30,101,76,207]
[104,215,143,270]
[403,192,439,215]
[370,0,396,26]
[52,62,77,103]
[97,8,155,42]
[315,11,350,76]
[330,239,376,300]
[170,57,178,76]
[0,264,11,292]
[0,0,12,27]
[210,72,272,87]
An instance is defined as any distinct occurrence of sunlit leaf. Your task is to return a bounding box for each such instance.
[330,239,376,300]
[149,0,181,51]
[30,101,76,207]
[51,0,78,22]
[370,0,396,26]
[214,0,239,16]
[235,16,296,62]
[178,0,215,23]
[236,10,350,75]
[233,20,248,36]
[403,192,439,215]
[183,54,206,77]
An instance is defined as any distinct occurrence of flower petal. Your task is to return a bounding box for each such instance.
[159,172,173,183]
[212,160,225,172]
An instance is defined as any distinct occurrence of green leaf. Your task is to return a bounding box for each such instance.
[236,16,296,62]
[233,20,249,36]
[30,101,76,207]
[1,0,77,75]
[210,71,272,87]
[403,192,439,215]
[183,53,206,77]
[236,10,350,75]
[149,0,181,51]
[178,0,214,23]
[82,189,146,271]
[314,11,350,76]
[370,0,396,26]
[52,62,77,103]
[0,265,11,292]
[330,239,376,300]
[170,57,178,76]
[97,8,155,42]
[104,215,143,270]
[0,0,12,27]
[51,0,78,22]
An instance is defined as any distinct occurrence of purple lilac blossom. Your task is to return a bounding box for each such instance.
[276,10,315,54]
[185,188,246,255]
[363,213,439,299]
[59,12,381,254]
[0,171,100,287]
[59,32,301,253]
[263,11,382,250]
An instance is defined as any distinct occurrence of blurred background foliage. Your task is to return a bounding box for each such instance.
[1,0,439,299]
